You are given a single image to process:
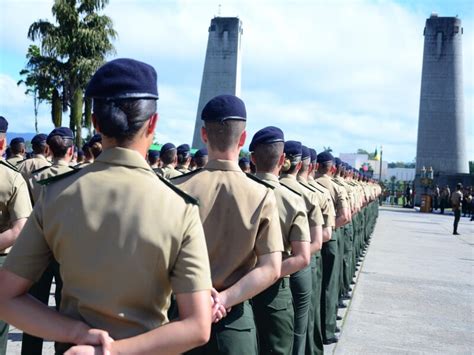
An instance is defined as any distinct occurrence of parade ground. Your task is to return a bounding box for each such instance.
[6,206,474,354]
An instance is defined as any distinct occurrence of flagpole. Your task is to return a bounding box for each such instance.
[379,145,383,181]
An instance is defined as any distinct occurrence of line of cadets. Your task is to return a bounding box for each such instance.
[0,58,381,355]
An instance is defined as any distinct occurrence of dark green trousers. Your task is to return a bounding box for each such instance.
[253,277,294,355]
[305,254,324,355]
[0,255,8,355]
[337,228,345,299]
[342,221,354,295]
[187,301,258,355]
[320,230,340,341]
[290,265,312,355]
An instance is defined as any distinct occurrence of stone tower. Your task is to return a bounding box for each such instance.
[192,17,243,149]
[416,14,468,174]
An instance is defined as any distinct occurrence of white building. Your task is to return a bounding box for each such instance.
[386,168,416,182]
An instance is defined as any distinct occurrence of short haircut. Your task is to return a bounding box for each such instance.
[177,153,190,165]
[10,140,25,155]
[48,135,74,158]
[89,142,102,158]
[204,120,245,152]
[318,161,333,174]
[299,158,310,173]
[93,98,156,145]
[149,153,159,165]
[253,142,284,172]
[160,149,176,165]
[32,141,48,155]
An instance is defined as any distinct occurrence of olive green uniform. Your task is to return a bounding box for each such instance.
[0,161,33,355]
[253,172,311,355]
[173,159,283,355]
[5,147,212,353]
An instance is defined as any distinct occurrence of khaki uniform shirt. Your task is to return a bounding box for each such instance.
[157,165,182,180]
[7,154,24,166]
[334,176,355,212]
[314,173,349,219]
[256,172,310,257]
[29,159,73,204]
[0,162,32,254]
[4,147,211,346]
[17,155,50,194]
[74,161,93,169]
[308,176,336,228]
[280,174,324,228]
[173,159,283,291]
[176,165,191,174]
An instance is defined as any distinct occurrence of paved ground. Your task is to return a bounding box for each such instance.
[333,206,473,355]
[6,205,473,354]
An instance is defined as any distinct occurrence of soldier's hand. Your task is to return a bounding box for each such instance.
[211,288,229,323]
[73,325,114,354]
[65,345,103,355]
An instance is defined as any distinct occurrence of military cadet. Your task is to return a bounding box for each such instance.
[0,116,33,355]
[157,142,182,179]
[147,149,161,171]
[249,127,311,355]
[17,133,50,191]
[76,134,103,169]
[279,141,324,355]
[0,58,213,354]
[7,137,26,166]
[173,94,283,355]
[297,145,328,355]
[238,156,251,173]
[451,183,463,235]
[314,151,350,345]
[176,144,192,174]
[193,148,208,169]
[76,149,85,165]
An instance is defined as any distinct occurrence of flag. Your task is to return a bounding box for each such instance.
[373,147,381,161]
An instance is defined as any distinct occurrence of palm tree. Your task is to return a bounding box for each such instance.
[26,0,116,145]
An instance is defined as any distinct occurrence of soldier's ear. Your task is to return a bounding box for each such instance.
[146,113,158,135]
[201,126,208,144]
[238,130,246,148]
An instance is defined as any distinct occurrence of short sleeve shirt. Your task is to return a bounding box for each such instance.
[29,160,73,204]
[315,173,349,215]
[4,147,212,344]
[173,159,284,291]
[308,176,336,228]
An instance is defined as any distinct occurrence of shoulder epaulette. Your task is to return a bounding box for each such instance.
[281,182,302,196]
[0,159,19,172]
[37,168,80,186]
[157,174,199,205]
[332,178,344,187]
[15,158,29,165]
[299,181,316,193]
[246,173,275,189]
[31,165,52,175]
[170,168,201,180]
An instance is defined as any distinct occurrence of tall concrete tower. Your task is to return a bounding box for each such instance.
[192,17,243,149]
[416,14,468,174]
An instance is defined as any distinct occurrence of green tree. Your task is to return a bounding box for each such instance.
[27,0,116,145]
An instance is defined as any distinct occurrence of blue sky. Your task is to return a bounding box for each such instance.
[0,0,473,163]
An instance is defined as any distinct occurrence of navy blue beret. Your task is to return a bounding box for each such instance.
[301,145,310,160]
[47,127,74,143]
[10,137,25,145]
[239,156,250,165]
[89,134,102,145]
[85,58,158,100]
[77,149,84,157]
[194,148,208,158]
[0,116,8,133]
[161,142,176,153]
[284,140,302,157]
[309,148,317,163]
[177,144,191,156]
[31,134,47,145]
[148,150,160,159]
[249,126,284,152]
[201,95,246,122]
[334,157,342,167]
[317,151,334,164]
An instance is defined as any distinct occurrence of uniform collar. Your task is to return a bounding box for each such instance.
[52,158,71,167]
[163,164,175,170]
[256,172,279,183]
[35,154,48,161]
[96,147,151,170]
[280,173,296,180]
[206,159,242,172]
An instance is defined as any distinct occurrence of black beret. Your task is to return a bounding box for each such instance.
[0,116,8,133]
[77,149,84,157]
[89,134,102,145]
[177,144,191,156]
[309,148,317,163]
[161,142,176,153]
[334,157,342,167]
[47,127,74,144]
[201,95,246,122]
[148,150,160,159]
[301,145,310,160]
[239,156,250,165]
[317,151,334,164]
[10,137,25,145]
[85,58,158,100]
[284,140,302,157]
[31,134,48,145]
[249,126,284,152]
[194,148,208,158]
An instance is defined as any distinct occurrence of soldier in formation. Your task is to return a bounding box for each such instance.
[0,59,381,355]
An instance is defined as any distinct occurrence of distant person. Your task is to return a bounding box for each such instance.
[433,185,440,211]
[193,148,208,169]
[451,183,463,235]
[176,144,192,174]
[440,185,451,214]
[238,156,251,173]
[147,149,160,171]
[7,137,26,166]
